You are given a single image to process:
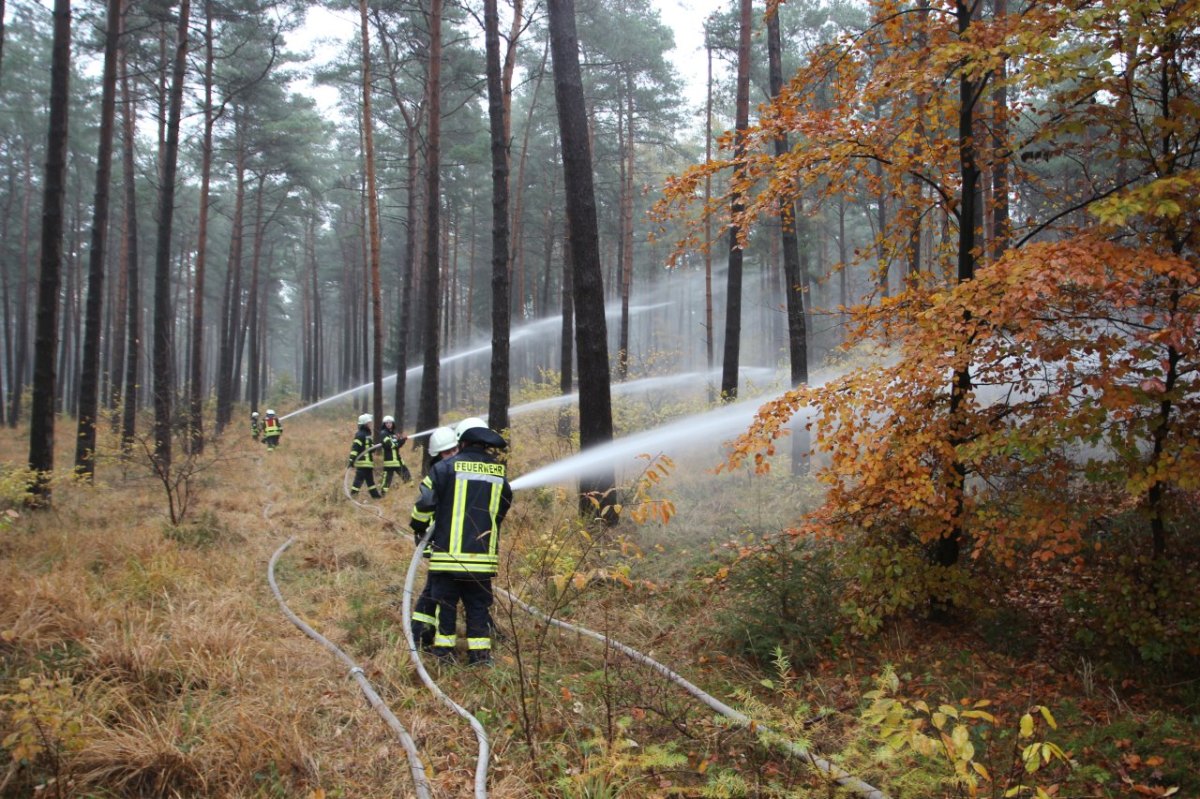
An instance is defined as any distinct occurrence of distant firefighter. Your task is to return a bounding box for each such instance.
[379,415,412,494]
[347,413,382,499]
[262,410,282,450]
[250,411,260,441]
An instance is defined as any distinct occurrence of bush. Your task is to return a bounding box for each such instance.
[716,532,843,666]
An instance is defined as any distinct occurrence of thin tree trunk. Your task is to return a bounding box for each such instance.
[720,0,752,401]
[151,0,191,467]
[119,38,140,450]
[75,0,121,478]
[416,0,443,449]
[188,0,215,453]
[360,0,385,427]
[484,0,511,433]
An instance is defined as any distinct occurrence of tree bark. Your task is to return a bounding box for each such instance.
[548,0,615,517]
[152,0,191,467]
[28,0,71,503]
[75,0,121,478]
[119,37,140,450]
[720,0,752,401]
[416,0,443,449]
[484,0,512,434]
[360,0,385,428]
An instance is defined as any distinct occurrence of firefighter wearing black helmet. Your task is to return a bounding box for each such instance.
[410,418,512,665]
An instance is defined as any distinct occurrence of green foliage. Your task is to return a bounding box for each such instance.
[841,540,977,634]
[716,533,843,666]
[1065,553,1200,667]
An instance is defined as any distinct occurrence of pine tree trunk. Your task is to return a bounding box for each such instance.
[75,0,121,478]
[416,0,443,447]
[119,40,140,450]
[360,0,385,427]
[484,0,511,434]
[28,0,71,503]
[548,0,615,517]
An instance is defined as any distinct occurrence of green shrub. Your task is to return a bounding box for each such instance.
[716,532,843,666]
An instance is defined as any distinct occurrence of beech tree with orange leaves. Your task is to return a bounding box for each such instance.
[658,0,1199,630]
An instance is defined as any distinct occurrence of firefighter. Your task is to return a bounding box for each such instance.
[409,425,459,652]
[379,415,412,495]
[347,413,382,499]
[250,411,260,441]
[262,409,282,449]
[410,418,511,666]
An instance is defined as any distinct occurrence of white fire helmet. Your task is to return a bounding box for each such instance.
[454,417,487,440]
[251,411,259,417]
[429,426,458,455]
[266,409,276,416]
[357,413,373,426]
[382,415,395,425]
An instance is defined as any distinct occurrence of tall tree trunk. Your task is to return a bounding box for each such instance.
[548,0,615,517]
[152,0,191,467]
[360,0,385,427]
[720,0,752,401]
[933,0,984,596]
[28,0,71,503]
[704,40,714,382]
[215,129,245,432]
[558,216,573,438]
[10,148,33,428]
[990,0,1009,261]
[616,71,634,382]
[75,0,121,478]
[394,127,418,427]
[119,38,140,450]
[246,178,264,410]
[188,0,215,453]
[484,0,511,434]
[416,0,443,448]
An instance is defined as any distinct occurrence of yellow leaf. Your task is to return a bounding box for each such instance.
[1020,713,1034,738]
[1038,705,1057,729]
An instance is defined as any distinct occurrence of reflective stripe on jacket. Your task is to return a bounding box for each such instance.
[381,433,406,468]
[263,418,281,438]
[413,446,512,574]
[349,429,375,468]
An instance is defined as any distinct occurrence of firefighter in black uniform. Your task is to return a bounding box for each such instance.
[347,413,382,499]
[379,415,412,495]
[409,425,459,652]
[251,411,260,441]
[262,409,282,449]
[410,417,511,665]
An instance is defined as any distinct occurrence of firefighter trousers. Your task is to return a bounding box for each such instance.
[429,572,494,654]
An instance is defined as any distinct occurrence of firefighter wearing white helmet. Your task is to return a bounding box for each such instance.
[409,426,459,652]
[410,419,510,665]
[261,409,282,449]
[379,414,412,494]
[347,413,382,499]
[250,411,260,441]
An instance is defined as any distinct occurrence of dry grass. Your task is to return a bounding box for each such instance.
[5,392,1128,799]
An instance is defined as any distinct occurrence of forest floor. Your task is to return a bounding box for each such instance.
[0,406,1197,798]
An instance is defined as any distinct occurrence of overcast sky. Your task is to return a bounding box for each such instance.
[296,0,728,117]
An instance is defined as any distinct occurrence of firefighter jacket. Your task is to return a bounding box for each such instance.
[251,417,260,439]
[410,445,512,575]
[348,428,375,468]
[380,431,408,468]
[262,416,282,441]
